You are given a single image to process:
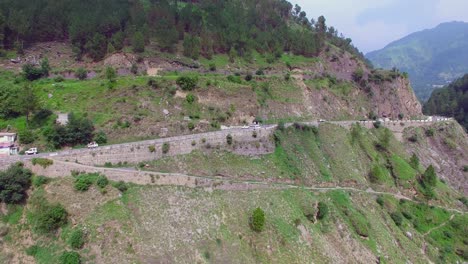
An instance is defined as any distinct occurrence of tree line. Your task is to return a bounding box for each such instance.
[424,74,468,131]
[0,0,365,62]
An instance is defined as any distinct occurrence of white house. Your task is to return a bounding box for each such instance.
[0,133,18,156]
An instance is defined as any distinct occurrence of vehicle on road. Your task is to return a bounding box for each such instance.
[87,142,99,149]
[25,148,38,155]
[242,125,250,129]
[318,119,326,123]
[250,124,261,129]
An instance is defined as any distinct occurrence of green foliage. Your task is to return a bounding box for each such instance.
[22,63,45,81]
[390,212,403,226]
[68,229,85,249]
[176,76,198,91]
[425,128,435,137]
[226,134,233,145]
[44,113,94,148]
[369,164,389,184]
[317,202,328,220]
[96,175,109,189]
[32,176,49,188]
[227,75,242,84]
[183,34,201,60]
[148,145,156,153]
[105,66,116,82]
[376,196,384,206]
[74,173,99,192]
[352,67,364,82]
[40,58,51,76]
[113,181,128,193]
[424,74,468,130]
[32,202,68,234]
[59,251,81,264]
[93,131,107,144]
[421,165,438,188]
[251,207,265,232]
[31,158,53,168]
[186,93,197,104]
[0,163,32,204]
[409,153,420,170]
[132,31,145,53]
[162,142,170,154]
[85,33,107,61]
[74,68,87,80]
[18,129,36,144]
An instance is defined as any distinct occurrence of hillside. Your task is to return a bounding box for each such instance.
[0,123,467,263]
[424,74,468,131]
[0,1,467,264]
[366,21,468,101]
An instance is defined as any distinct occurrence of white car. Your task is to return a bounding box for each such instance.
[242,125,250,129]
[25,148,38,155]
[87,142,99,149]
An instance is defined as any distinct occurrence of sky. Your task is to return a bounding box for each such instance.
[293,0,468,53]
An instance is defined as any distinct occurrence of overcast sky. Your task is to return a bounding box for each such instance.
[293,0,468,53]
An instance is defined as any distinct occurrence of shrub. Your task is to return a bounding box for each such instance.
[251,207,265,232]
[26,245,39,256]
[32,176,49,187]
[226,134,233,145]
[209,63,216,71]
[94,131,107,144]
[68,229,85,249]
[33,203,68,234]
[31,158,53,168]
[463,166,468,172]
[369,164,387,183]
[114,181,128,192]
[186,93,197,104]
[0,163,32,204]
[74,174,96,192]
[252,131,257,138]
[227,75,242,84]
[54,75,65,82]
[421,165,437,188]
[105,66,117,82]
[245,74,253,81]
[256,69,264,75]
[409,153,420,170]
[317,202,329,220]
[373,121,382,128]
[74,68,87,80]
[19,129,36,144]
[59,251,81,264]
[352,68,364,82]
[210,120,220,129]
[22,63,44,81]
[162,143,170,154]
[148,145,156,153]
[96,175,109,189]
[132,31,145,53]
[176,76,198,91]
[390,212,403,226]
[188,122,195,130]
[376,196,384,206]
[425,128,435,137]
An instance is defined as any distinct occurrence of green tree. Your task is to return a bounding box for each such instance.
[176,76,198,91]
[183,34,201,60]
[85,33,107,61]
[132,31,145,53]
[22,64,44,81]
[0,163,32,204]
[105,66,117,83]
[409,153,420,170]
[75,67,87,80]
[107,43,115,54]
[68,229,85,249]
[317,202,329,220]
[59,251,81,264]
[40,58,51,76]
[17,85,39,124]
[251,207,265,232]
[421,165,437,188]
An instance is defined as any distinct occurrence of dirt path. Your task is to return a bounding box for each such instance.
[44,160,466,215]
[423,214,456,237]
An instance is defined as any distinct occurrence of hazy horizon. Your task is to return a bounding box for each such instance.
[293,0,468,53]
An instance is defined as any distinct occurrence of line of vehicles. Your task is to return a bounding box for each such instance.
[24,142,99,155]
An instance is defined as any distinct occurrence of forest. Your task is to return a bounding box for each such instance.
[0,0,365,62]
[424,74,468,130]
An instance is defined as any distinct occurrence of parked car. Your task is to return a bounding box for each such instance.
[25,148,38,155]
[318,119,326,123]
[87,142,99,149]
[242,125,250,129]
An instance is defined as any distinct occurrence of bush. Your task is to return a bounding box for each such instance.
[376,196,384,206]
[59,251,81,264]
[245,74,253,81]
[22,63,44,81]
[186,93,197,104]
[409,153,420,170]
[188,122,195,130]
[425,128,435,137]
[132,31,145,53]
[209,63,216,71]
[31,158,53,168]
[148,145,156,153]
[33,203,68,234]
[227,75,242,84]
[32,176,49,187]
[373,121,382,128]
[0,163,32,204]
[74,68,87,80]
[162,143,170,154]
[176,76,198,91]
[105,66,117,82]
[226,134,233,145]
[114,181,128,192]
[421,165,437,188]
[352,68,364,82]
[317,202,329,220]
[94,131,107,144]
[390,212,403,226]
[74,174,96,192]
[256,69,264,76]
[54,75,65,82]
[68,229,85,249]
[19,129,36,144]
[251,207,265,232]
[96,175,109,189]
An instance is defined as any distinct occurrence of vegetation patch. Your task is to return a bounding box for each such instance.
[32,158,54,168]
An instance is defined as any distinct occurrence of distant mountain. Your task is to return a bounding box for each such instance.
[366,21,468,101]
[424,74,468,131]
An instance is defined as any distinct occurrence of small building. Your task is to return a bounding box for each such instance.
[0,133,18,156]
